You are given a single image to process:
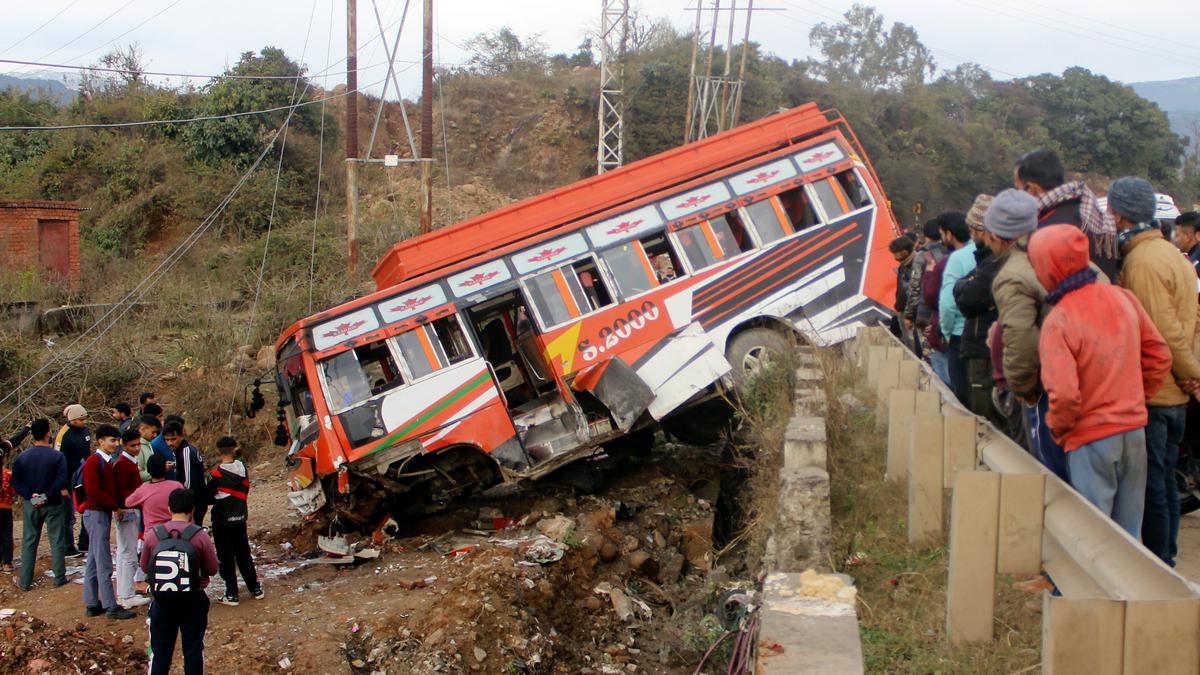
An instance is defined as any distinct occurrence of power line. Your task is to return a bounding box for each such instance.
[64,0,186,66]
[1,0,84,55]
[31,0,139,65]
[0,56,394,82]
[0,76,388,131]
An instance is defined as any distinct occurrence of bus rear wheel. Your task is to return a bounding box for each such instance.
[726,327,791,391]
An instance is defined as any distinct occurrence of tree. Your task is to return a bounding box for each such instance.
[808,4,935,91]
[79,44,147,98]
[463,28,549,77]
[1020,67,1184,181]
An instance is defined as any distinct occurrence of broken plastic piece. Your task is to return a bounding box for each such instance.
[318,534,351,556]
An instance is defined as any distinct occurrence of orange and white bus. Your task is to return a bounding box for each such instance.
[274,103,900,523]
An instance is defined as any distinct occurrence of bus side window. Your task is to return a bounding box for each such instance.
[776,186,820,230]
[572,258,614,311]
[710,211,755,256]
[642,233,682,283]
[431,315,473,364]
[743,196,794,245]
[811,176,853,220]
[394,326,443,380]
[598,239,658,298]
[835,169,872,209]
[321,340,403,411]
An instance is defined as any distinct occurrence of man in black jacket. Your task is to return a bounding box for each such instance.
[888,235,919,354]
[54,404,91,557]
[11,419,68,591]
[953,195,1005,428]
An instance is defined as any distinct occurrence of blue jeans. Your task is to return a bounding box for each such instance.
[946,336,969,406]
[929,351,951,388]
[1024,396,1069,482]
[1144,405,1185,566]
[82,510,117,610]
[1067,429,1147,538]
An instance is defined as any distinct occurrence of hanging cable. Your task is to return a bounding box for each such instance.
[435,1,456,224]
[30,0,138,65]
[65,0,186,67]
[310,0,337,314]
[1,0,84,55]
[0,56,398,82]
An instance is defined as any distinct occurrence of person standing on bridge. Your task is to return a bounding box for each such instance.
[1029,224,1170,537]
[953,194,1003,425]
[1109,177,1200,567]
[888,235,918,352]
[937,213,975,404]
[1170,211,1200,277]
[904,219,948,366]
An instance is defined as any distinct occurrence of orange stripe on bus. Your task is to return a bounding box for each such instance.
[553,269,581,318]
[828,178,850,213]
[633,241,659,289]
[701,221,723,259]
[417,326,441,371]
[770,197,795,235]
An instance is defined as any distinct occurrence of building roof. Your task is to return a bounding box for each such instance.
[0,199,84,211]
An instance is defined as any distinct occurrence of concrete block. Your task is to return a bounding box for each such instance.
[908,415,944,546]
[793,387,828,417]
[794,366,823,384]
[875,359,901,429]
[759,572,864,675]
[886,389,916,482]
[784,416,828,470]
[769,467,832,572]
[997,474,1044,575]
[946,471,1000,644]
[898,359,920,391]
[1043,596,1124,675]
[866,346,887,386]
[914,390,940,417]
[1123,600,1200,675]
[943,414,978,488]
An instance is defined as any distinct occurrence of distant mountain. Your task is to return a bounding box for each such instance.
[1130,76,1200,141]
[0,73,76,103]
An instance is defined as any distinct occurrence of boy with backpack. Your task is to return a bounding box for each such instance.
[140,488,218,675]
[208,436,262,605]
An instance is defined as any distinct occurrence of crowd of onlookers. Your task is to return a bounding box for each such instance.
[0,392,262,674]
[889,148,1200,569]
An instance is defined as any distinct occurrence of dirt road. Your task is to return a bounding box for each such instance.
[0,439,745,673]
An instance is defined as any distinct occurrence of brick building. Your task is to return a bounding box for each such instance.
[0,199,83,287]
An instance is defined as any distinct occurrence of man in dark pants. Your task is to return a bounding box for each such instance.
[54,404,92,557]
[140,489,218,675]
[10,419,68,591]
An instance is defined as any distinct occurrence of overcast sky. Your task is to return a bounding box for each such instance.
[2,0,1197,98]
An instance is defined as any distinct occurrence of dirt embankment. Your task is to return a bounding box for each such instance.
[1,438,759,674]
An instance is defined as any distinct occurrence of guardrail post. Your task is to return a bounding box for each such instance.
[875,356,901,428]
[997,473,1044,575]
[1043,596,1125,675]
[898,358,920,391]
[1122,599,1200,675]
[943,413,977,489]
[886,389,916,482]
[908,415,944,546]
[946,470,999,644]
[866,345,887,386]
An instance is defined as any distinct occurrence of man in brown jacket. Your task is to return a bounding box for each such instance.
[986,189,1069,481]
[1111,176,1200,567]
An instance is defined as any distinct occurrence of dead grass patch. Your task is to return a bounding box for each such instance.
[819,346,1041,674]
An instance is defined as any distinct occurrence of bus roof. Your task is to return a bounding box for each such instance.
[371,103,839,289]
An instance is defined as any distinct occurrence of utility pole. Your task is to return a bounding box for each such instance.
[345,0,360,276]
[684,1,759,143]
[419,0,434,234]
[597,0,629,175]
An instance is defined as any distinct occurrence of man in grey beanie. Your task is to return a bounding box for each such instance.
[1111,176,1200,566]
[986,188,1070,481]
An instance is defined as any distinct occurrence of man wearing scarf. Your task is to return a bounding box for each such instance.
[1030,224,1170,538]
[1014,149,1118,279]
[1110,177,1200,566]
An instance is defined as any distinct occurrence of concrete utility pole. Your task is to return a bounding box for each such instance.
[597,0,629,175]
[346,0,360,276]
[419,0,434,234]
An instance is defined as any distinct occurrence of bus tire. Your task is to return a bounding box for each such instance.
[726,327,791,391]
[662,399,733,447]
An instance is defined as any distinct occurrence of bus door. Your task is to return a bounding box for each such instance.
[316,314,526,472]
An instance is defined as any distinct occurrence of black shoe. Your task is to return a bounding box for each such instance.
[106,607,136,620]
[85,605,104,617]
[54,577,69,588]
[64,548,83,559]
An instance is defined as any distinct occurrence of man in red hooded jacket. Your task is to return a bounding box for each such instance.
[1029,224,1172,537]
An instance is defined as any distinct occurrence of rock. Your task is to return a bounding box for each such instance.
[584,595,603,612]
[626,550,659,578]
[26,659,50,672]
[460,184,478,195]
[256,345,276,370]
[681,517,713,572]
[838,393,862,409]
[657,550,685,584]
[473,646,487,663]
[599,539,619,562]
[424,627,446,647]
[536,516,574,542]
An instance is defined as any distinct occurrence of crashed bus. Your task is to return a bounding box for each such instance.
[274,103,901,524]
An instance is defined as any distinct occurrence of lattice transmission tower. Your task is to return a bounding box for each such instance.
[685,0,755,143]
[597,0,629,174]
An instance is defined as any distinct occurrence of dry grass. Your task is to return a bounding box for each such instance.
[819,346,1042,674]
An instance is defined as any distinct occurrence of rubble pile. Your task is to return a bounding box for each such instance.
[0,610,147,672]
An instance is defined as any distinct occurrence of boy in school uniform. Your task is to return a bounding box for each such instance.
[79,425,136,619]
[112,427,147,608]
[208,436,263,605]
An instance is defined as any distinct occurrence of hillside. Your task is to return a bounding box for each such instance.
[1131,75,1200,140]
[0,73,77,103]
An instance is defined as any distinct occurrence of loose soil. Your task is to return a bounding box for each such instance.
[0,438,755,674]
